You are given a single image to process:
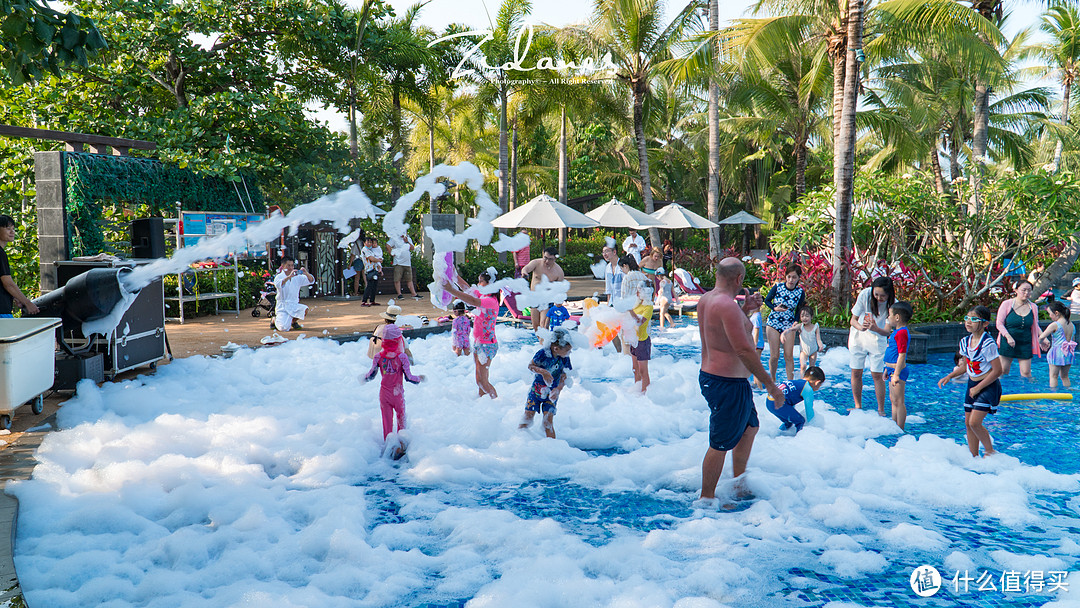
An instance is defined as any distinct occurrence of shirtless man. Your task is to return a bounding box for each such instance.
[699,257,784,502]
[521,246,566,330]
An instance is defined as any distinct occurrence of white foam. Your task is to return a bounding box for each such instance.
[8,330,1079,607]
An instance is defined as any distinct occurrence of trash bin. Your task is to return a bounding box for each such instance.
[0,317,62,429]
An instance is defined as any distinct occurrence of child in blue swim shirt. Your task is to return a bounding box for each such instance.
[765,366,825,432]
[520,328,574,439]
[546,301,570,328]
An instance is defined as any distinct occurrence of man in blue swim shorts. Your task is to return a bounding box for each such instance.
[698,259,785,502]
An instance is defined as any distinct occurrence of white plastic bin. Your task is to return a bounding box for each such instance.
[0,317,62,427]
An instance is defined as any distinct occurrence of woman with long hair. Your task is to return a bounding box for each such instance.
[849,276,896,415]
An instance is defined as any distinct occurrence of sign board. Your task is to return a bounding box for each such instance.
[180,211,267,257]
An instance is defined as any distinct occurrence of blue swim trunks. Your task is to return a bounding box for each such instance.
[964,378,1001,414]
[883,364,910,382]
[699,371,758,451]
[526,383,557,414]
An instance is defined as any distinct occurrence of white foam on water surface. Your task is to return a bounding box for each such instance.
[8,327,1080,607]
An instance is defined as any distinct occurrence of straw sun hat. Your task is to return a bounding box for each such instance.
[380,303,402,320]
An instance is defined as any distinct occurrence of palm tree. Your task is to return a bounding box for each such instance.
[1040,3,1080,169]
[708,0,722,262]
[570,0,699,249]
[456,0,537,219]
[721,16,831,204]
[365,4,441,201]
[965,0,1071,213]
[1030,3,1080,295]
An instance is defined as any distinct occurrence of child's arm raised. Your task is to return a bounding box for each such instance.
[444,281,482,308]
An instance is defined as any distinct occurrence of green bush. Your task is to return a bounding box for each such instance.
[558,253,595,277]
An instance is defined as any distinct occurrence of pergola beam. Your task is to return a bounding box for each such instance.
[0,124,155,156]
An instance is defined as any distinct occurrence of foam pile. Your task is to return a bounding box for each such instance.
[9,325,1079,606]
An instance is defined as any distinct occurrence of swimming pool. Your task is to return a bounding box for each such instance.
[10,317,1079,607]
[395,317,1080,607]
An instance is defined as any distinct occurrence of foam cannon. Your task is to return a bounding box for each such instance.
[29,268,139,336]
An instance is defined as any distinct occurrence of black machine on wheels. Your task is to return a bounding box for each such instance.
[51,260,168,379]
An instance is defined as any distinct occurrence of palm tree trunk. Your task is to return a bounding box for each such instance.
[707,0,721,263]
[794,137,807,204]
[949,131,961,186]
[1055,79,1071,169]
[828,27,846,144]
[428,119,437,213]
[633,84,660,249]
[348,83,359,163]
[510,118,519,211]
[968,82,990,215]
[391,86,403,201]
[498,88,509,263]
[930,138,948,197]
[830,0,862,311]
[558,106,568,256]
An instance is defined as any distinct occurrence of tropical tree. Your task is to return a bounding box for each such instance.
[360,4,447,201]
[721,16,831,204]
[8,0,359,202]
[0,0,108,84]
[1039,3,1080,169]
[570,0,698,249]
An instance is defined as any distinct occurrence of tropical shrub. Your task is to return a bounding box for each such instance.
[772,169,1080,317]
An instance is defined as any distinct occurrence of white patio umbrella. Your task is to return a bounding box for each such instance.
[719,210,766,252]
[585,197,666,228]
[491,194,600,229]
[718,210,766,227]
[649,203,720,229]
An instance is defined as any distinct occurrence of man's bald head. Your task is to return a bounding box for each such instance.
[716,257,746,288]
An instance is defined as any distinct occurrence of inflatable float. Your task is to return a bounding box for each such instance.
[999,393,1073,403]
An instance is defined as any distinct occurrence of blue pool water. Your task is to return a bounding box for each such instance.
[370,317,1080,607]
[643,317,1080,476]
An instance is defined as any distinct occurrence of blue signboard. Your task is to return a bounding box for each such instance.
[180,211,268,257]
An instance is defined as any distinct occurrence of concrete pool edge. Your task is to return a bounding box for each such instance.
[0,418,54,608]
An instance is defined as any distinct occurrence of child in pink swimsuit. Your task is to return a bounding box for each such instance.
[451,301,471,356]
[362,324,424,444]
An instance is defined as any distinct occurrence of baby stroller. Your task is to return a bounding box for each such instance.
[251,280,277,317]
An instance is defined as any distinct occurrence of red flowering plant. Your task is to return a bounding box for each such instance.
[757,250,870,327]
[671,246,740,290]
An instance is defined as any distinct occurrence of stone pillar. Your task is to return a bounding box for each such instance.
[34,151,68,293]
[421,213,464,265]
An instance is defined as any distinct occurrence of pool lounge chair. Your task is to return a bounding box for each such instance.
[673,268,707,295]
[499,290,530,326]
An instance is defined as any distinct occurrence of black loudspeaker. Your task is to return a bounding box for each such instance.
[131,217,166,259]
